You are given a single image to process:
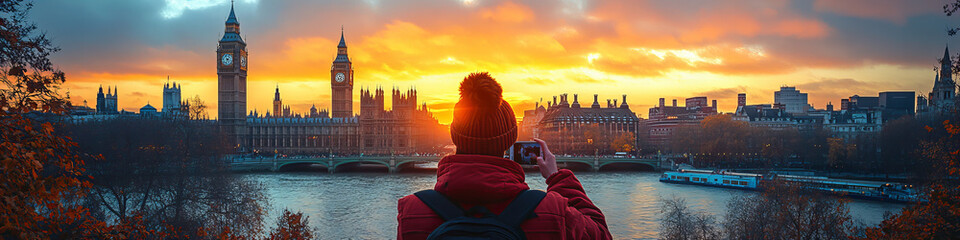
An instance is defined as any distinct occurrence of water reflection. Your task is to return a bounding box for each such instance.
[246,172,905,239]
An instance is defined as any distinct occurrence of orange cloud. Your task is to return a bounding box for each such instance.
[681,13,762,43]
[680,10,830,43]
[479,1,534,23]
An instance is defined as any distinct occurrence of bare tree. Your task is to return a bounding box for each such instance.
[188,95,208,120]
[0,0,67,114]
[63,118,269,238]
[658,196,720,240]
[723,181,853,240]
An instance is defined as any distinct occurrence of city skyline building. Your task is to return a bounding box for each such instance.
[217,2,248,146]
[879,91,915,120]
[162,77,182,113]
[521,93,639,155]
[918,45,957,116]
[732,92,827,132]
[96,85,118,114]
[140,103,158,117]
[842,95,879,110]
[774,86,811,114]
[643,96,718,148]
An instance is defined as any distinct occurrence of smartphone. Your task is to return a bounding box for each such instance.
[509,141,541,165]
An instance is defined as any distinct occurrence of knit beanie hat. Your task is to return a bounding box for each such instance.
[450,72,518,156]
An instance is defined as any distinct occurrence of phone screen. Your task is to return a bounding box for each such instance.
[511,141,541,165]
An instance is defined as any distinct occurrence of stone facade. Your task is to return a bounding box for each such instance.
[96,85,118,114]
[216,4,248,145]
[918,46,958,116]
[644,96,719,148]
[525,93,639,155]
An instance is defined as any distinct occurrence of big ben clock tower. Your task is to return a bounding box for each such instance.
[217,3,248,146]
[331,28,354,118]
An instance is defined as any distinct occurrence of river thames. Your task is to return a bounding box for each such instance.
[245,171,906,239]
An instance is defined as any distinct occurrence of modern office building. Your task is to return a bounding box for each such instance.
[774,86,811,114]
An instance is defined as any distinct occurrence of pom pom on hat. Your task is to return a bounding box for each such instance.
[459,72,502,112]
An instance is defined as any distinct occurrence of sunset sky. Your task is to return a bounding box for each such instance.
[34,0,957,124]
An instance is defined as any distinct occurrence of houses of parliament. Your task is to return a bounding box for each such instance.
[216,4,446,155]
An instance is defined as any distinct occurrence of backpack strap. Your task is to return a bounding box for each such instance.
[497,190,547,227]
[414,190,464,221]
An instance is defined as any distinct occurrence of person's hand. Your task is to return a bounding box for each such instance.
[532,138,558,179]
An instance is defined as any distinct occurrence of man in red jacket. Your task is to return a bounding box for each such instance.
[396,72,612,239]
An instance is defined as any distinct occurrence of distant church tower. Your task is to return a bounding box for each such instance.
[96,85,105,113]
[217,2,248,145]
[107,86,117,113]
[97,85,118,114]
[931,46,957,108]
[331,28,354,118]
[163,77,182,113]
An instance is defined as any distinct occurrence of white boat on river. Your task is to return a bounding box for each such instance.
[659,169,920,203]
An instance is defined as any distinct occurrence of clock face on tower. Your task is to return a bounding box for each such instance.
[336,72,345,83]
[240,55,246,67]
[222,53,233,66]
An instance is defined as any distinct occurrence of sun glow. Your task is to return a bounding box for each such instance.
[586,53,601,64]
[441,56,463,65]
[634,48,724,66]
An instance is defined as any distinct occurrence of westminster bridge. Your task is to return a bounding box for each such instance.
[229,155,665,173]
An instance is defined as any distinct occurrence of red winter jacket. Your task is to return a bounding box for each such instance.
[397,154,612,239]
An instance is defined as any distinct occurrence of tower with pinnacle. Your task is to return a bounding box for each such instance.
[331,27,355,118]
[217,2,248,146]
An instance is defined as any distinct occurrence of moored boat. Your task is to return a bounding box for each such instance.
[659,169,920,203]
[659,169,761,190]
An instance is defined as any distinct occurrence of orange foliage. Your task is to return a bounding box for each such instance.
[610,132,636,152]
[859,120,960,239]
[0,113,89,239]
[0,113,172,239]
[267,209,316,240]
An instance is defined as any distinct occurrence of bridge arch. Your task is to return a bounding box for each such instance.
[396,159,430,167]
[395,160,437,173]
[597,161,657,172]
[275,161,329,172]
[332,159,390,173]
[557,161,594,172]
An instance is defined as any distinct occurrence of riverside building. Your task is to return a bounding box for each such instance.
[217,4,446,155]
[521,93,640,155]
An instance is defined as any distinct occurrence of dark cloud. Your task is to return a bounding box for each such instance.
[796,78,891,92]
[812,0,941,24]
[796,77,906,107]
